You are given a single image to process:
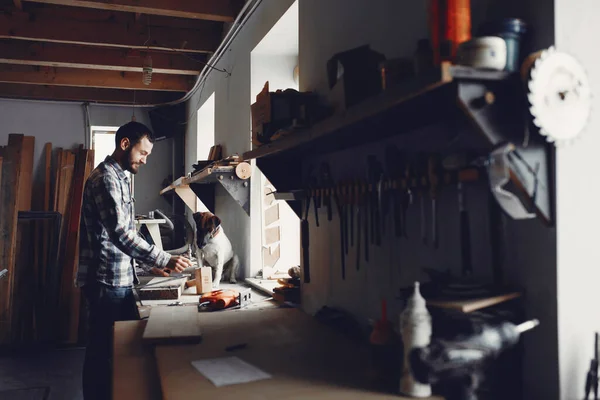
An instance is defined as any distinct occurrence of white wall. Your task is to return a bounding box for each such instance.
[184,0,298,279]
[0,99,172,214]
[555,0,600,398]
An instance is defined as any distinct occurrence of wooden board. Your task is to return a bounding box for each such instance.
[264,226,280,246]
[142,306,202,345]
[262,244,280,269]
[43,143,52,211]
[59,148,94,343]
[153,308,441,400]
[264,204,279,227]
[0,135,24,343]
[139,277,188,301]
[17,136,34,212]
[426,292,522,313]
[113,321,162,400]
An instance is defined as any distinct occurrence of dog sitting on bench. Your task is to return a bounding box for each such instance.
[193,211,239,288]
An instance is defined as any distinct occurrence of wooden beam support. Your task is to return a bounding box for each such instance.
[0,40,204,75]
[0,65,194,91]
[20,0,238,22]
[0,83,183,104]
[0,10,221,53]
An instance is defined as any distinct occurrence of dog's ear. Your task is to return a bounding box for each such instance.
[192,212,202,223]
[212,215,222,228]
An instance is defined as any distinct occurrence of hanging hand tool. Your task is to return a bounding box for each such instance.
[400,157,413,239]
[333,185,346,280]
[355,181,362,270]
[350,181,355,249]
[368,156,383,246]
[363,180,370,263]
[415,154,428,245]
[309,174,319,228]
[458,180,472,277]
[320,163,333,221]
[301,185,311,283]
[428,154,441,249]
[385,145,404,238]
[341,183,350,255]
[443,154,477,277]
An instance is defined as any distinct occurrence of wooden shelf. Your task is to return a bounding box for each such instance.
[160,165,251,216]
[426,292,522,313]
[242,63,554,226]
[243,64,512,161]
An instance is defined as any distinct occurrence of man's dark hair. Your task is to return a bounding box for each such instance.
[115,121,155,147]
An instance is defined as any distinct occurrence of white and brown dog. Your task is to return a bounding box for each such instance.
[193,211,239,288]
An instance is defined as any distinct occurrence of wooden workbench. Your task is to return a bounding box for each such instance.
[113,307,442,400]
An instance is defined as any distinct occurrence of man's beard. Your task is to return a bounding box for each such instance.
[122,148,139,174]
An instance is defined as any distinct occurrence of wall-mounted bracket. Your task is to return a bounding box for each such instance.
[160,164,252,216]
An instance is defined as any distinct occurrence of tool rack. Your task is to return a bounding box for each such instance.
[242,61,554,226]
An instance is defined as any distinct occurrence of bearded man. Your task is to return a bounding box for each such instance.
[76,121,192,400]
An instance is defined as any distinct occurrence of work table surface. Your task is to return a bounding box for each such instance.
[113,306,442,400]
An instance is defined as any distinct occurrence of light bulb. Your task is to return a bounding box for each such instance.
[142,54,152,86]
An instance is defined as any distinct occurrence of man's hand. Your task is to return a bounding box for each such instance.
[150,267,169,277]
[166,255,193,273]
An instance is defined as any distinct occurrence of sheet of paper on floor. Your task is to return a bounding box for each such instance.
[191,356,272,387]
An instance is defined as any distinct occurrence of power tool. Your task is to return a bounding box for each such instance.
[409,318,539,400]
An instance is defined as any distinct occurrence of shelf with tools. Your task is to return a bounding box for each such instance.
[160,161,253,216]
[244,62,554,226]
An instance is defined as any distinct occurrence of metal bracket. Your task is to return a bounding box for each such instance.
[217,173,251,216]
[187,166,251,216]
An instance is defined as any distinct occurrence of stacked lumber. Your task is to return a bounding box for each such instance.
[0,134,32,344]
[0,135,94,345]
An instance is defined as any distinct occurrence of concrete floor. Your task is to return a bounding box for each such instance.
[0,347,84,400]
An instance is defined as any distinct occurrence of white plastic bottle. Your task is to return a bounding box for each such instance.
[399,282,432,397]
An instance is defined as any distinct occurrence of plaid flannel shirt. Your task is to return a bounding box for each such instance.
[77,156,170,288]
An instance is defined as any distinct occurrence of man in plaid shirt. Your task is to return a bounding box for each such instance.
[77,121,192,400]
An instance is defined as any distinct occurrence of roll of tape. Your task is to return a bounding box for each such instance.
[456,36,507,70]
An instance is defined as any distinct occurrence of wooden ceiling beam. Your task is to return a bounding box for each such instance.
[0,65,194,91]
[0,40,204,75]
[20,0,238,22]
[0,83,182,104]
[0,10,221,53]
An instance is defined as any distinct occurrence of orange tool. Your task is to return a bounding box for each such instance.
[199,289,240,310]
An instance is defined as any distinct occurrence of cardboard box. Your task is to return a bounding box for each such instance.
[195,267,213,294]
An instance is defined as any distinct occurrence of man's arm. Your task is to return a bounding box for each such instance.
[92,174,171,269]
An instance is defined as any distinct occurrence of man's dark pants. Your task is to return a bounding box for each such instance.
[82,283,139,400]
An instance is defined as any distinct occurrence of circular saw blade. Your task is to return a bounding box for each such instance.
[527,46,592,146]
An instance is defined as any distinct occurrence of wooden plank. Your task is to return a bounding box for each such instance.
[264,226,280,246]
[113,321,162,400]
[0,41,203,76]
[0,65,194,92]
[142,306,202,345]
[59,149,94,343]
[0,83,183,105]
[43,143,52,211]
[0,135,24,344]
[426,292,522,313]
[21,0,239,22]
[263,243,280,269]
[264,204,279,227]
[153,308,442,400]
[0,10,221,53]
[138,277,188,301]
[17,136,34,212]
